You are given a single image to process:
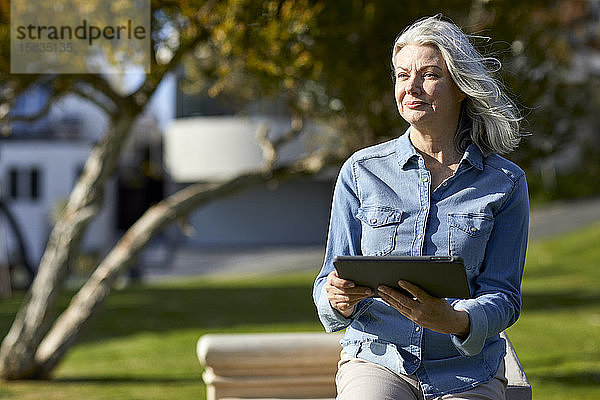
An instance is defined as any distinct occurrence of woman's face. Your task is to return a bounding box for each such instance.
[393,44,465,130]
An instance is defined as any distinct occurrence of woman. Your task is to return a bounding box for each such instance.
[313,15,529,400]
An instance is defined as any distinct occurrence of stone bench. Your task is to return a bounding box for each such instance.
[196,331,531,400]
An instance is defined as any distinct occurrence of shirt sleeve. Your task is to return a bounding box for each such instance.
[451,173,529,356]
[313,157,363,332]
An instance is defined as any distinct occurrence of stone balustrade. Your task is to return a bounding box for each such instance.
[197,331,531,400]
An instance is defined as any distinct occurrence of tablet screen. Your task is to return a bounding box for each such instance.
[333,255,470,299]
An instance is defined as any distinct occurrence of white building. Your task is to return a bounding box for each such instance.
[0,83,165,281]
[163,107,336,247]
[0,139,116,267]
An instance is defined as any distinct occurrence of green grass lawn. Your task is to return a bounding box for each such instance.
[0,222,600,399]
[506,220,600,399]
[0,272,324,399]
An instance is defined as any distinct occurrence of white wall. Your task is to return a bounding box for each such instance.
[0,140,116,266]
[164,115,306,182]
[177,179,334,246]
[163,114,338,246]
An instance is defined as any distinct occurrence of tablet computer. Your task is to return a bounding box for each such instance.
[333,255,471,299]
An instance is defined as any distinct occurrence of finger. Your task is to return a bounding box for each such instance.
[330,292,370,312]
[329,277,375,296]
[397,280,430,301]
[378,290,412,313]
[377,285,412,300]
[330,286,374,298]
[331,295,368,307]
[330,298,354,311]
[326,284,373,307]
[329,271,357,289]
[378,285,420,309]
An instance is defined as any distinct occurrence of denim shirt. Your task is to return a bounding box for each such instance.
[313,130,529,399]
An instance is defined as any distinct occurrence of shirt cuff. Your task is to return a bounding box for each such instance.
[450,299,489,356]
[316,286,352,332]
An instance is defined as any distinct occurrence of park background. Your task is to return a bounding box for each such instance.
[0,0,600,398]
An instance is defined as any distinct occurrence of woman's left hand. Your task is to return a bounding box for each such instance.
[378,280,470,338]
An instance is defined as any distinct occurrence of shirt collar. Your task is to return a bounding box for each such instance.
[462,142,484,170]
[395,128,485,171]
[396,129,419,169]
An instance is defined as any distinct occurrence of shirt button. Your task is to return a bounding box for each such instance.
[470,227,477,233]
[415,326,421,332]
[442,182,448,186]
[371,218,378,224]
[423,177,429,182]
[417,234,422,239]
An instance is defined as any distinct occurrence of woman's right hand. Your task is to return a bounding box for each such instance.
[325,270,373,317]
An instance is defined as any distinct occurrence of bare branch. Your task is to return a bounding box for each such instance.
[0,74,119,124]
[275,115,305,148]
[0,77,60,123]
[0,75,42,103]
[256,123,277,170]
[34,149,346,375]
[71,74,124,107]
[69,85,115,116]
[256,114,305,172]
[2,93,58,123]
[131,0,223,107]
[134,1,221,108]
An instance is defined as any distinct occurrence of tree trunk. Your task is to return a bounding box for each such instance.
[32,162,325,376]
[0,200,34,287]
[0,112,139,379]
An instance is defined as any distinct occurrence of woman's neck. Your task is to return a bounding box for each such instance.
[409,127,461,166]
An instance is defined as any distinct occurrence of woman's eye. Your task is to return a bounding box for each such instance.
[397,73,409,79]
[424,72,438,79]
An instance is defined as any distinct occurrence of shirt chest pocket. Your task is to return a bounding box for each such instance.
[356,207,403,256]
[448,213,494,272]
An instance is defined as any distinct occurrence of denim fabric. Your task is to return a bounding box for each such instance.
[313,130,529,399]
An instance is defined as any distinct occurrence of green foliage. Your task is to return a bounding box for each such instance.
[178,0,600,190]
[178,0,325,111]
[306,1,476,149]
[486,1,600,182]
[528,169,600,205]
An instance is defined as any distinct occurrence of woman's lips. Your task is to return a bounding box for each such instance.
[405,100,428,109]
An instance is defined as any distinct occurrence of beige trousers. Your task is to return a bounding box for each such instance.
[336,351,507,400]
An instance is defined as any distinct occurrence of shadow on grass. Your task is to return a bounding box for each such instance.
[0,279,322,346]
[52,376,199,384]
[521,291,600,311]
[533,371,600,387]
[73,283,321,343]
[4,285,600,345]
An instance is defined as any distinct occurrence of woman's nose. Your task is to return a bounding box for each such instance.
[405,75,421,95]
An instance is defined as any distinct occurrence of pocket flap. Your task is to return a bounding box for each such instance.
[356,207,403,227]
[448,213,494,236]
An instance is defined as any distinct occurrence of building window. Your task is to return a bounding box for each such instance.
[7,167,42,201]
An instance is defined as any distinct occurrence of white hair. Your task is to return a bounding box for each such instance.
[392,15,522,155]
